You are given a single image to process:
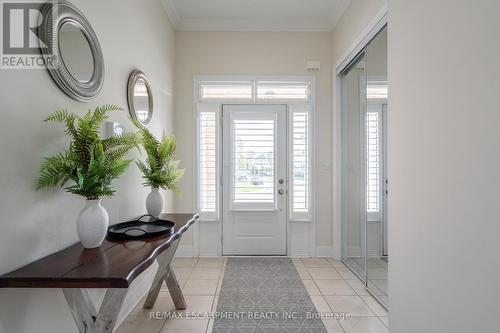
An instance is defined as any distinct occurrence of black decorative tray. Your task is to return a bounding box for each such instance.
[107,214,175,240]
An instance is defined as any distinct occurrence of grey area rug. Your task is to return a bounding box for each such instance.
[212,257,327,333]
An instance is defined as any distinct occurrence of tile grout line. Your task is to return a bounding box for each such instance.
[301,258,390,332]
[299,259,346,333]
[328,259,383,319]
[206,257,226,333]
[325,258,388,329]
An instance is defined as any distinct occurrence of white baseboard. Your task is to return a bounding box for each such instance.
[175,245,194,257]
[177,243,336,258]
[179,244,327,258]
[315,246,333,257]
[288,249,310,257]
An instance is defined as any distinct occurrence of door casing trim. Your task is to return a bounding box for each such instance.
[193,75,316,257]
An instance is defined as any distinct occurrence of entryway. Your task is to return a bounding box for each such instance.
[195,77,314,257]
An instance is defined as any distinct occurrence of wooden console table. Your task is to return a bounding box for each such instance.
[0,213,199,333]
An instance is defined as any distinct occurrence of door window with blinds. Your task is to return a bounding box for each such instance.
[230,111,277,210]
[195,77,313,221]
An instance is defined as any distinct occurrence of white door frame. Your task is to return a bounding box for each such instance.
[222,104,288,255]
[332,5,388,259]
[193,76,316,257]
[382,103,388,256]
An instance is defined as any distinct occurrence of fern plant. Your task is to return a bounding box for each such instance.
[36,105,139,200]
[134,121,184,191]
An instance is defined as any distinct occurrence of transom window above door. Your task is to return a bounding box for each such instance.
[198,79,311,102]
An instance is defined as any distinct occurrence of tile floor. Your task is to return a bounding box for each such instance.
[116,257,388,333]
[344,257,389,306]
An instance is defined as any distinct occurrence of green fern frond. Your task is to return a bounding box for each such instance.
[133,119,160,148]
[158,135,176,164]
[44,109,70,122]
[107,146,135,164]
[36,151,74,189]
[102,132,140,152]
[63,113,77,139]
[90,104,122,128]
[133,123,184,191]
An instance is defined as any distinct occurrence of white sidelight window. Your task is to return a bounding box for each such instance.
[197,104,219,220]
[290,105,312,220]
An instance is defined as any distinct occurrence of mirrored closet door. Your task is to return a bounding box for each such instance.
[341,25,388,309]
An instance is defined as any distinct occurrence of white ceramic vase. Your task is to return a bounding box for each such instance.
[76,199,109,249]
[146,187,163,217]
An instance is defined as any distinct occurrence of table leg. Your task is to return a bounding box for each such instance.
[165,266,186,310]
[143,238,186,310]
[63,288,127,333]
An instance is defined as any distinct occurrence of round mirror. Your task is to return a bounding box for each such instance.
[58,21,94,83]
[128,71,153,125]
[39,0,104,101]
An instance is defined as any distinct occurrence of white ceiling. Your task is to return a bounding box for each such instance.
[160,0,351,32]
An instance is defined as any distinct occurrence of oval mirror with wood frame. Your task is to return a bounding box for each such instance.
[127,70,153,126]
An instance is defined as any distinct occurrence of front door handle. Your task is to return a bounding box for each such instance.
[278,189,285,195]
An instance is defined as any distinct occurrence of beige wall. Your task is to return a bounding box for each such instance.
[174,31,333,249]
[389,0,500,331]
[0,0,175,332]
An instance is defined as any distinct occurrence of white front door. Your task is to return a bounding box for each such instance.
[222,104,287,255]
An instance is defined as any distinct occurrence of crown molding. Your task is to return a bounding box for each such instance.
[160,0,181,29]
[161,0,352,32]
[329,0,351,31]
[177,18,334,32]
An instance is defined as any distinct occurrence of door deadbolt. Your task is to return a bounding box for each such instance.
[278,179,284,184]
